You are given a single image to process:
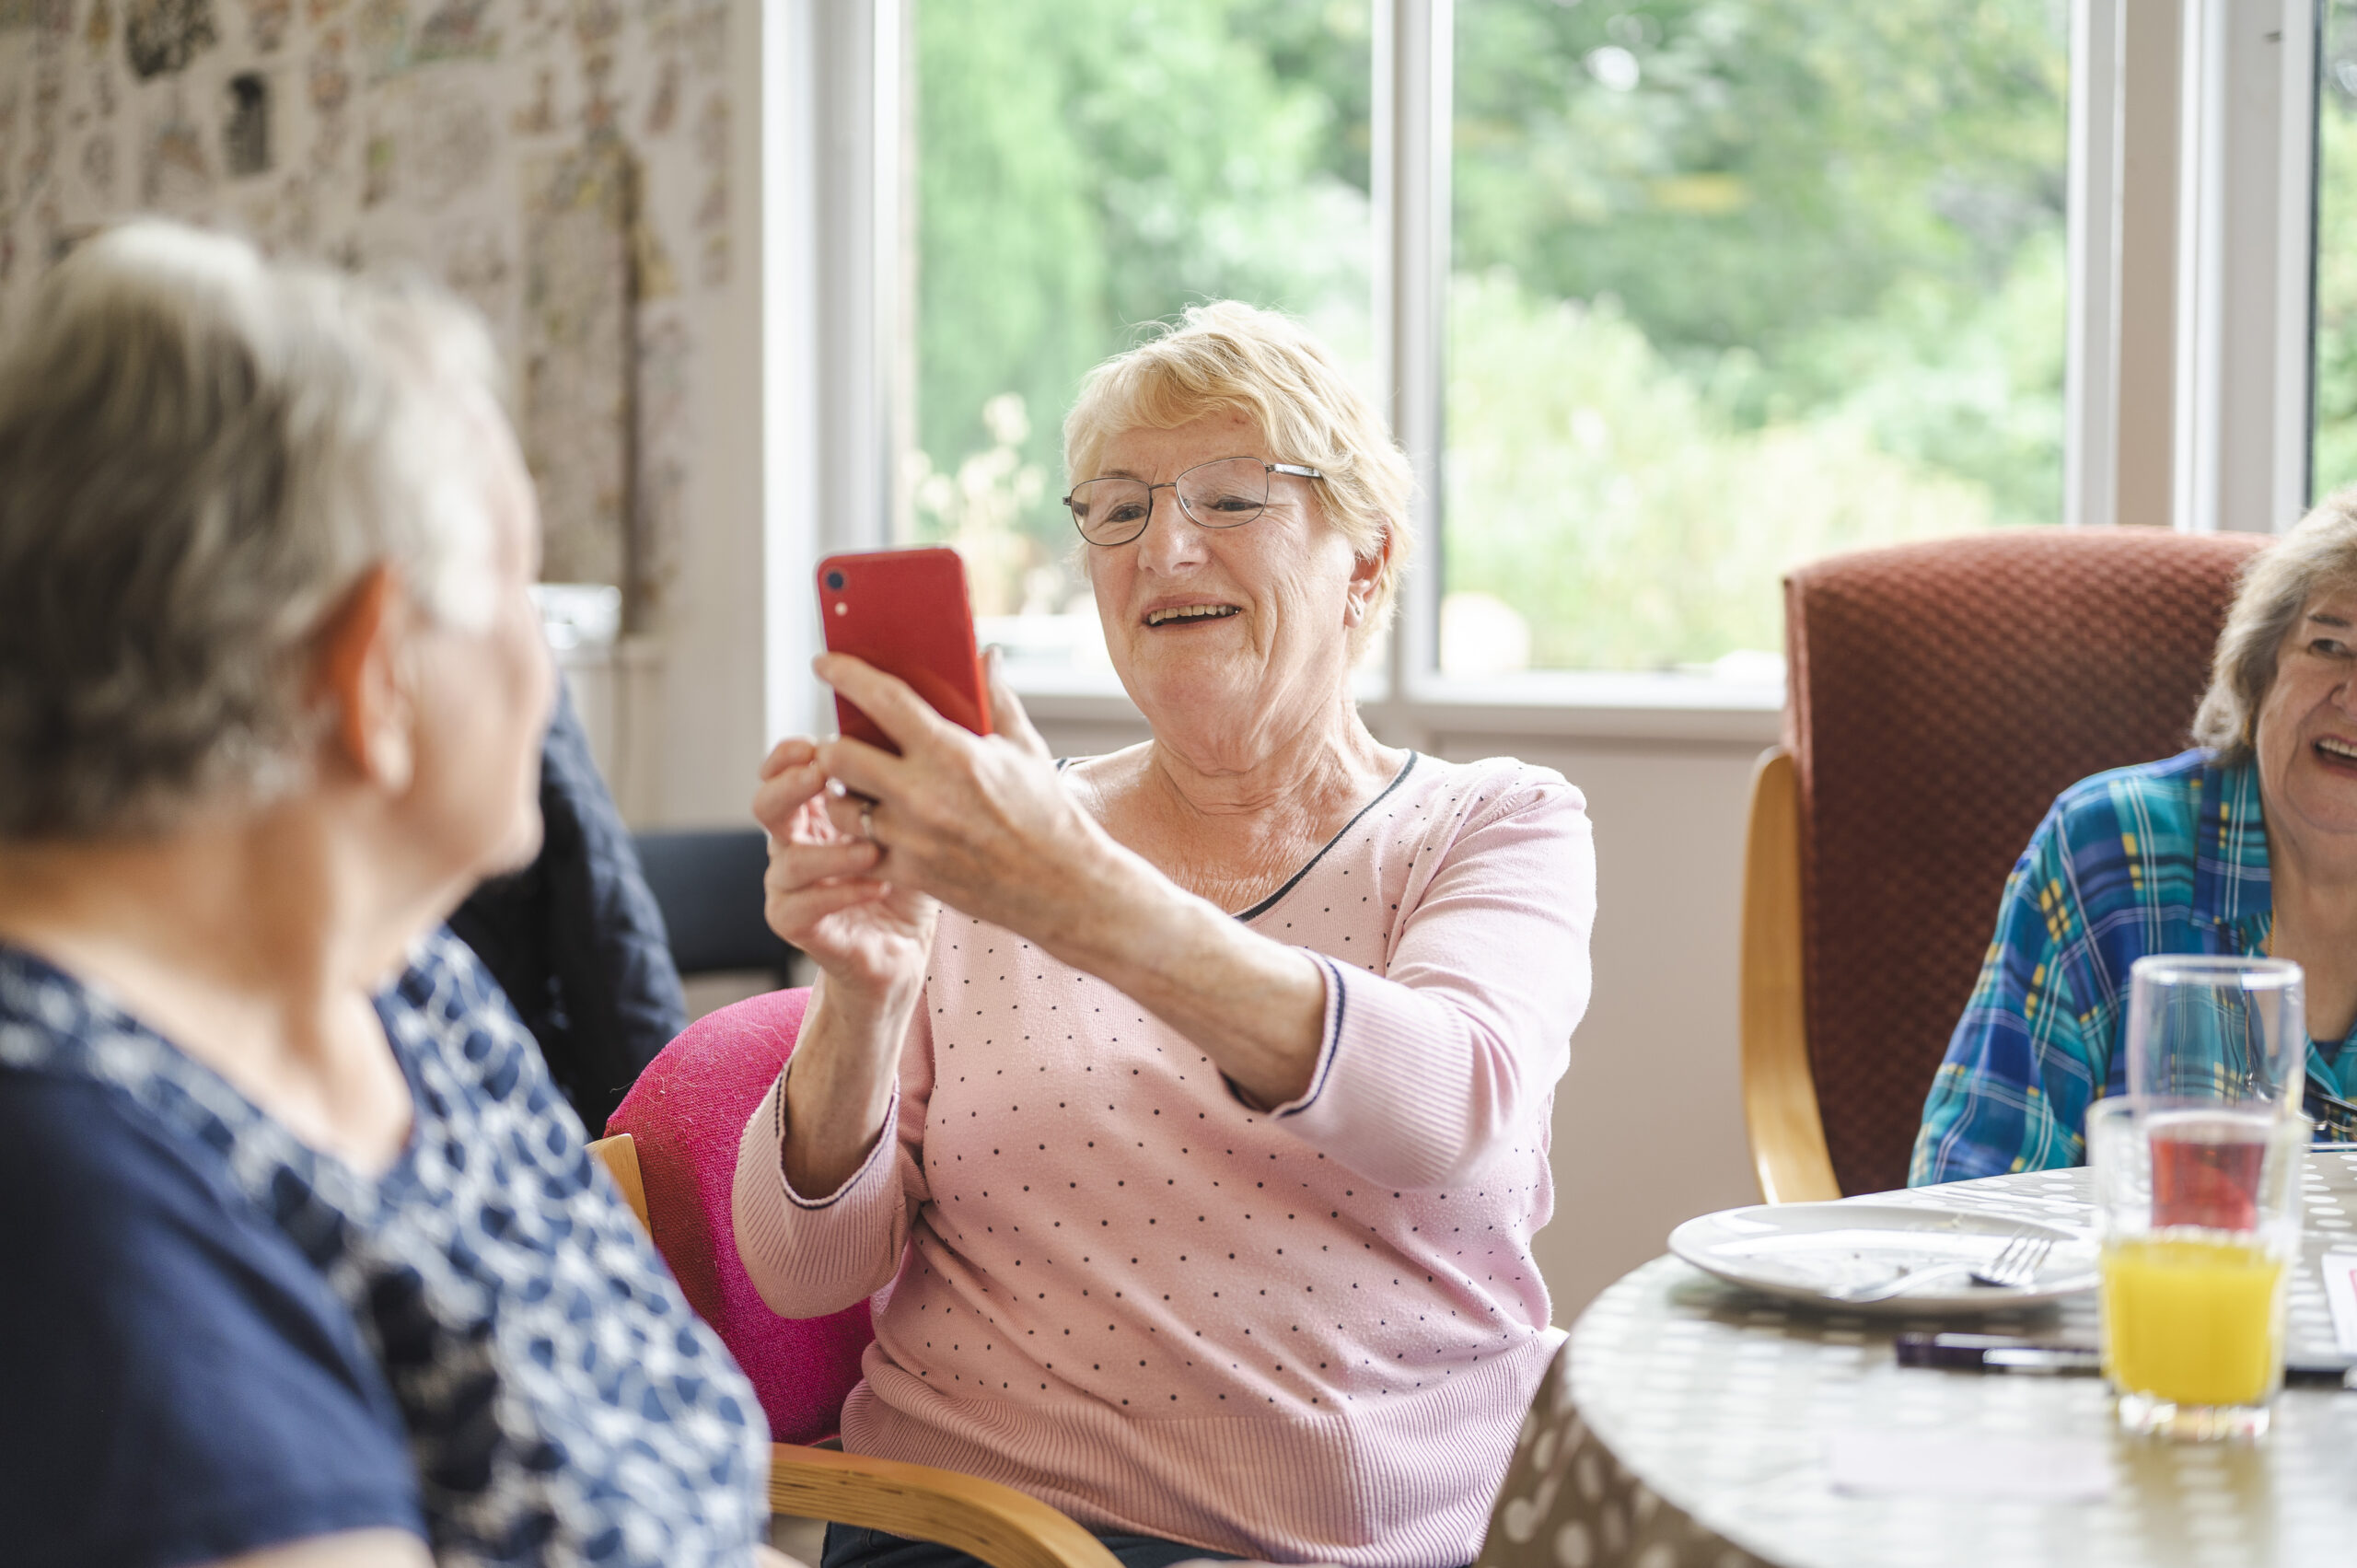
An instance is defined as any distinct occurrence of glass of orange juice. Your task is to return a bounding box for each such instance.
[2088,1098,2307,1440]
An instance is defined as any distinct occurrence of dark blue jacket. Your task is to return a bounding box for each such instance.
[447,686,686,1133]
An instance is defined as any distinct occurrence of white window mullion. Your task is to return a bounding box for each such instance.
[2272,0,2320,526]
[2176,0,2225,532]
[813,1,900,560]
[2066,0,2124,529]
[764,0,900,742]
[2178,0,2316,533]
[1372,0,1450,744]
[2118,0,2187,530]
[2071,0,2312,536]
[761,0,821,743]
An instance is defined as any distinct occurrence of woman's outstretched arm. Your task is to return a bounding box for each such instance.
[803,655,1591,1181]
[806,652,1331,1109]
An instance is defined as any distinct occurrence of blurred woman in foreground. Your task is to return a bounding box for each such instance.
[0,223,772,1568]
[737,303,1596,1568]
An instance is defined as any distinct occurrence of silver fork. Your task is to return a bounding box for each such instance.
[1829,1232,2056,1305]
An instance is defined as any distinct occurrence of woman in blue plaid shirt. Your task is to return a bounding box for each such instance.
[1912,497,2357,1185]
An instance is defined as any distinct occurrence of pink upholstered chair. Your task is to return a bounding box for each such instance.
[589,988,1116,1568]
[606,987,870,1446]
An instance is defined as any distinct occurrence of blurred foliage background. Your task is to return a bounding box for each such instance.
[909,0,2072,669]
[2310,3,2357,499]
[907,0,1373,626]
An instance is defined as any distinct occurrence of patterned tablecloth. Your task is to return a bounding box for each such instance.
[1474,1154,2357,1568]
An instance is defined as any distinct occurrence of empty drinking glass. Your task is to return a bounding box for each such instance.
[2124,955,2306,1109]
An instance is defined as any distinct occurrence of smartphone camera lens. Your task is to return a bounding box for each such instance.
[825,569,847,590]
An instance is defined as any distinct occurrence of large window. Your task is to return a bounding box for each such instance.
[826,2,2306,715]
[1445,1,2071,678]
[904,0,1373,677]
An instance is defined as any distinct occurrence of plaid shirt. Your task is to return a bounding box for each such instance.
[1910,749,2357,1186]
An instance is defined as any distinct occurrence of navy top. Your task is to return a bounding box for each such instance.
[0,933,765,1568]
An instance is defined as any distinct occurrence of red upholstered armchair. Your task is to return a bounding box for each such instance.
[588,989,1118,1568]
[1740,528,2269,1202]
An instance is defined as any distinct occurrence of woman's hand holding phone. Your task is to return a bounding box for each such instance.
[752,733,936,1012]
[756,650,1086,1196]
[760,546,993,1007]
[752,646,1063,999]
[805,648,1121,958]
[761,541,1124,1183]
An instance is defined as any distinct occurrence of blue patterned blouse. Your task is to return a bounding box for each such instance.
[0,932,766,1568]
[1911,749,2357,1186]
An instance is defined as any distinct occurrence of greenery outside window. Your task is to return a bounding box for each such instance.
[874,2,2306,711]
[903,0,1373,682]
[2316,2,2357,493]
[1444,0,2071,679]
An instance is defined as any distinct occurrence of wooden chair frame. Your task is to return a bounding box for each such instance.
[586,1134,1120,1568]
[1738,748,1841,1203]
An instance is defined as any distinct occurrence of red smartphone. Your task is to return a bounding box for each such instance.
[817,546,993,753]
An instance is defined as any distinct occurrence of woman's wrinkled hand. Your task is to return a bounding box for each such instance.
[751,732,937,1010]
[807,647,1107,948]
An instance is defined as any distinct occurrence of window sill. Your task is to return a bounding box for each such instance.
[1389,670,1783,745]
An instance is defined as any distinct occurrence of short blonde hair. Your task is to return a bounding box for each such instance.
[2192,488,2357,765]
[1062,301,1413,653]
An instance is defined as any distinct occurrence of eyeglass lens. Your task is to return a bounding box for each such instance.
[1066,457,1272,544]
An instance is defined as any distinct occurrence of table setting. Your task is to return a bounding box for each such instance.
[1485,957,2357,1568]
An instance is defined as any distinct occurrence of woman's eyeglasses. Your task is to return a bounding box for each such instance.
[1062,456,1324,547]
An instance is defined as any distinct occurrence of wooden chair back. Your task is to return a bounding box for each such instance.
[587,1132,648,1226]
[1742,528,2266,1199]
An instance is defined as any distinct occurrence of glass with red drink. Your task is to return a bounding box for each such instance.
[2146,1105,2270,1230]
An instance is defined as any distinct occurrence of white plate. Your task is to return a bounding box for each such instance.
[1667,1202,2099,1316]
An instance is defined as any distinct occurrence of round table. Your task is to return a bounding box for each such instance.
[1477,1155,2357,1568]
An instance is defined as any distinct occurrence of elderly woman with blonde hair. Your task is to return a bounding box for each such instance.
[1914,494,2357,1184]
[735,302,1596,1568]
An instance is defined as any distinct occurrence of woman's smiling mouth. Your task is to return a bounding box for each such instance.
[1144,603,1240,627]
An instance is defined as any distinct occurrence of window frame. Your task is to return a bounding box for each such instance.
[764,0,2320,750]
[2070,0,2316,537]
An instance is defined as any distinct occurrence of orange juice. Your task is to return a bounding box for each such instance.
[2099,1234,2286,1408]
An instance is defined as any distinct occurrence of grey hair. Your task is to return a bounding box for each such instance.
[2191,487,2357,766]
[0,219,509,840]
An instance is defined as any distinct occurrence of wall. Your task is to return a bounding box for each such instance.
[0,0,770,827]
[1031,708,1769,1325]
[1455,734,1763,1318]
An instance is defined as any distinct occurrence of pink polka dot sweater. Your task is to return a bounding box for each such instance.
[733,754,1595,1566]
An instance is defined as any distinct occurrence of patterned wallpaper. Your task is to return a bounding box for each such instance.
[0,0,737,630]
